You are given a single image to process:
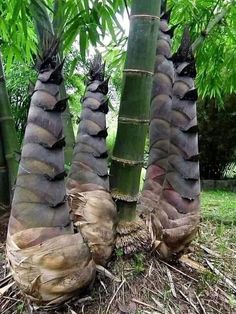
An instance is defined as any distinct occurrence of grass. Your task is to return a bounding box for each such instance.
[197,190,236,277]
[201,190,236,224]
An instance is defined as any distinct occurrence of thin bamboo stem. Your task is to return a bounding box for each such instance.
[0,133,10,207]
[0,53,19,193]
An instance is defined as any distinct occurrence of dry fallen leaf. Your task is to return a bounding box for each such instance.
[180,255,207,273]
[0,281,15,295]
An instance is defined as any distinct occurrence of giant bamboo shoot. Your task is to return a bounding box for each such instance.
[67,55,116,266]
[7,43,95,304]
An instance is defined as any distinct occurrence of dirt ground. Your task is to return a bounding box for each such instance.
[0,212,236,314]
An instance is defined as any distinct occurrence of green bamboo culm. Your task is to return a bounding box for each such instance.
[110,0,161,221]
[0,134,10,208]
[30,0,75,165]
[0,53,19,193]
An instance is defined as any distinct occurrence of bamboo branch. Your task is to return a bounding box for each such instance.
[191,2,234,53]
[123,0,130,19]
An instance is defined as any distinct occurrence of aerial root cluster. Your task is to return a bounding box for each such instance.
[116,218,152,255]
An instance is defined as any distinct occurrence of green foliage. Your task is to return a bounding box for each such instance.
[16,302,25,314]
[201,190,236,224]
[66,73,84,129]
[4,48,86,143]
[106,129,117,161]
[0,0,38,69]
[1,0,235,106]
[115,248,124,258]
[0,0,129,69]
[105,47,126,96]
[6,62,37,144]
[132,253,145,274]
[60,0,127,57]
[198,95,236,179]
[64,53,85,129]
[228,295,236,309]
[168,0,236,102]
[197,270,219,294]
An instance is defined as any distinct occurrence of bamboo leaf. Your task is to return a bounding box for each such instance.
[63,17,82,49]
[20,3,28,39]
[11,1,21,26]
[82,0,89,11]
[79,29,87,61]
[6,48,13,72]
[105,13,116,41]
[69,56,79,77]
[88,27,98,46]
